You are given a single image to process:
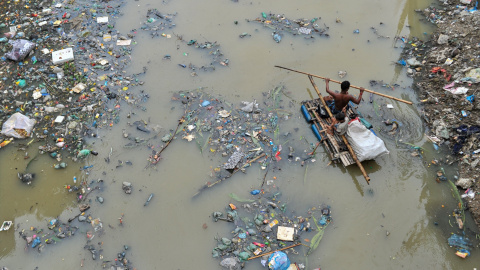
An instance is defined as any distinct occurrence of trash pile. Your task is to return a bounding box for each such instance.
[140,8,177,38]
[448,233,473,259]
[248,12,330,43]
[212,190,331,269]
[18,212,84,253]
[0,0,147,163]
[140,9,229,75]
[400,1,480,232]
[143,87,319,196]
[0,0,154,268]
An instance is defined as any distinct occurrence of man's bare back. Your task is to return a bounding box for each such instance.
[324,79,364,112]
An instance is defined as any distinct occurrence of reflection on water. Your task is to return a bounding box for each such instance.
[1,0,478,269]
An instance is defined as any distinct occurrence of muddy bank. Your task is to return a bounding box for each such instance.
[405,0,480,229]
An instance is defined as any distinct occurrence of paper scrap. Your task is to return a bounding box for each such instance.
[55,116,65,123]
[72,83,86,93]
[116,40,132,46]
[97,17,108,24]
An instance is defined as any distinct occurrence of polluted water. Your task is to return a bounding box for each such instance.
[0,0,479,269]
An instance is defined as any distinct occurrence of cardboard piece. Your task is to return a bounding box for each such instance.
[72,83,86,93]
[277,226,294,241]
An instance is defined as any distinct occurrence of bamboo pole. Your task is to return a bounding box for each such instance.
[308,76,370,184]
[275,65,413,105]
[247,243,302,261]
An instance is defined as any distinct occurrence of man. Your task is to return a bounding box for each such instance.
[324,78,365,114]
[328,111,349,136]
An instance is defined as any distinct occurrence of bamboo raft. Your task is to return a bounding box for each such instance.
[276,65,412,184]
[301,98,357,167]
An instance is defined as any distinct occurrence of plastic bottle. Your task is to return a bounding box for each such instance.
[73,176,77,183]
[250,189,260,195]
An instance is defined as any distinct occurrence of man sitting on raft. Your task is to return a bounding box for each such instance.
[324,78,365,114]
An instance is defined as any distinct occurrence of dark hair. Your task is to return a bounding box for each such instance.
[341,81,350,92]
[335,112,345,121]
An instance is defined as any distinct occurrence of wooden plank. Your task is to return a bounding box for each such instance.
[339,154,348,166]
[306,102,343,154]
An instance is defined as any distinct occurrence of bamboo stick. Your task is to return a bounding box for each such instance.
[247,243,302,261]
[308,76,370,184]
[275,65,413,105]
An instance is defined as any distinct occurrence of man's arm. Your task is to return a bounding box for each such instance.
[325,78,337,98]
[327,118,338,135]
[350,88,365,104]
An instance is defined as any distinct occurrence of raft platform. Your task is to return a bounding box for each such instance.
[301,99,358,167]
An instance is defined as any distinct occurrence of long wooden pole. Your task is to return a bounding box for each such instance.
[247,243,302,261]
[308,76,370,184]
[275,65,413,105]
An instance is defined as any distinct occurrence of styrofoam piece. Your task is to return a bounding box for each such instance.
[52,48,74,65]
[116,40,131,46]
[55,116,65,123]
[97,17,108,23]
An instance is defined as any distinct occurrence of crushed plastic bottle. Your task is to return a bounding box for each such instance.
[251,189,260,195]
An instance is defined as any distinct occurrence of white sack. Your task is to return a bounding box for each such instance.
[346,119,389,162]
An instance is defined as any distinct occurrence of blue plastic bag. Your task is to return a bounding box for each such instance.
[268,251,290,270]
[31,237,41,248]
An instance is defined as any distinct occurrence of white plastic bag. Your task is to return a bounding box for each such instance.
[346,119,389,162]
[1,113,36,138]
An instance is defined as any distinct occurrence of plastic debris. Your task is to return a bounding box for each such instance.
[0,221,13,231]
[224,150,245,169]
[268,251,290,270]
[5,39,36,61]
[1,113,36,138]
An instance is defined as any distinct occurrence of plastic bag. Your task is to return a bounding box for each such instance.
[1,113,36,138]
[77,149,91,158]
[241,100,259,113]
[346,119,389,162]
[317,105,329,119]
[268,251,290,270]
[5,39,36,61]
[220,257,239,269]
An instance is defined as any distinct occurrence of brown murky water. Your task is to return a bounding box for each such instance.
[1,0,479,269]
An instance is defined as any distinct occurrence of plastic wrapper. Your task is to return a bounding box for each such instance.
[5,39,36,61]
[1,113,36,138]
[220,257,238,269]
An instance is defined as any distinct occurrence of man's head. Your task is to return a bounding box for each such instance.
[335,112,345,122]
[341,81,350,92]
